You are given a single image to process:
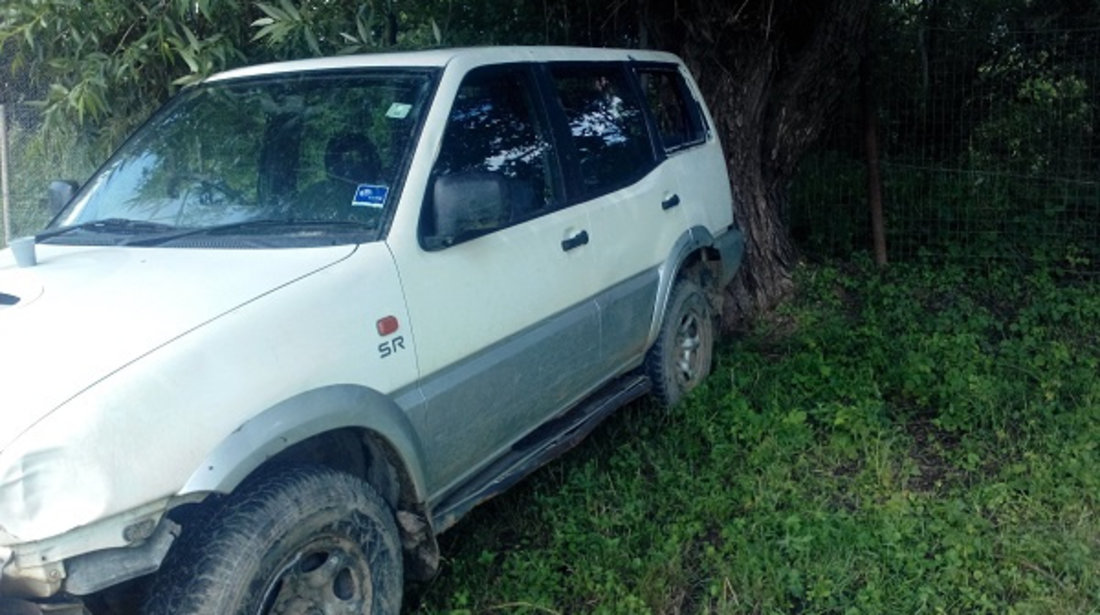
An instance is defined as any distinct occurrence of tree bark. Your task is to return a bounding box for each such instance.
[642,0,872,328]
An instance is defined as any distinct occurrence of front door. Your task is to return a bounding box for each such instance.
[388,65,602,493]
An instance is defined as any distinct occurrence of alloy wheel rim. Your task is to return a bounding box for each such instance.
[674,307,706,387]
[258,534,373,615]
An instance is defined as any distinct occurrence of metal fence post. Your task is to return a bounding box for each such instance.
[1,103,10,245]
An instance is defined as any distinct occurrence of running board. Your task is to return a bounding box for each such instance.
[431,374,650,531]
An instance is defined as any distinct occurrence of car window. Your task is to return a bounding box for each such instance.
[49,71,434,246]
[636,67,706,152]
[422,66,559,247]
[437,66,557,210]
[549,64,653,197]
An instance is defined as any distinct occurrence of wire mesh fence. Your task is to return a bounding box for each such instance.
[791,24,1100,275]
[0,101,92,246]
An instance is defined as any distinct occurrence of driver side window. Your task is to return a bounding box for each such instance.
[422,66,560,248]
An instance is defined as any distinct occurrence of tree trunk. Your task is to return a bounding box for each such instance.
[701,47,799,325]
[643,0,872,328]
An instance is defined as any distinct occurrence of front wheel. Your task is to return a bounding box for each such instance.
[143,465,403,615]
[646,277,715,407]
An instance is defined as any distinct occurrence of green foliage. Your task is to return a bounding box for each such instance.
[0,0,567,140]
[411,260,1099,614]
[1,0,251,143]
[788,151,867,258]
[790,152,1100,271]
[796,3,1100,271]
[0,0,447,157]
[2,106,107,241]
[248,0,446,58]
[0,0,447,238]
[969,73,1093,179]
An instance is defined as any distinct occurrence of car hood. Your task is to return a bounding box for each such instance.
[0,243,356,451]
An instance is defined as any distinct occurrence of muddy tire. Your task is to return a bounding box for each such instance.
[143,465,402,615]
[646,277,715,407]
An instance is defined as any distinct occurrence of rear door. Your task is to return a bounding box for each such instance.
[545,62,686,375]
[634,63,730,235]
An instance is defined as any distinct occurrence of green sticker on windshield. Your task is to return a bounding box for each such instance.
[386,103,412,119]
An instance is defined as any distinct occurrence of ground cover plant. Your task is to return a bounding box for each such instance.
[410,259,1099,614]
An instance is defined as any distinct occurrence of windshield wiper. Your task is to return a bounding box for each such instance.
[125,218,374,246]
[36,218,180,242]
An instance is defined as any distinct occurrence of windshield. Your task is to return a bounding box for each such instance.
[46,69,436,247]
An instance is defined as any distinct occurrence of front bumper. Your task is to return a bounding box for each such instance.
[0,547,64,599]
[0,499,175,600]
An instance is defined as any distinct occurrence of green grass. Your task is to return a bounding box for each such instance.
[408,258,1100,614]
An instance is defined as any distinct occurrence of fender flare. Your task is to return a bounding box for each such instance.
[647,226,717,346]
[178,384,429,502]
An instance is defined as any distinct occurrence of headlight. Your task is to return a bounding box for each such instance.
[0,437,110,545]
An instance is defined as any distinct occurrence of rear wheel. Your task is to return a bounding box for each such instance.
[646,277,715,407]
[143,465,403,615]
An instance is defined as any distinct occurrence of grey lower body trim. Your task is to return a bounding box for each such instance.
[430,373,650,532]
[417,268,660,501]
[181,383,428,500]
[596,268,659,375]
[417,296,602,493]
[647,227,713,347]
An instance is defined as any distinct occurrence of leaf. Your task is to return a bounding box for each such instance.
[251,17,275,27]
[355,14,371,44]
[278,0,302,22]
[177,47,199,73]
[181,23,200,49]
[303,27,321,56]
[251,22,287,43]
[254,2,287,21]
[171,73,203,86]
[48,83,70,99]
[431,17,441,45]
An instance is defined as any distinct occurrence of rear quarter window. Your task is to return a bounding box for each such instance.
[636,67,707,152]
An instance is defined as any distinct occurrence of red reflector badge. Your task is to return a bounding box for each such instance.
[376,316,400,336]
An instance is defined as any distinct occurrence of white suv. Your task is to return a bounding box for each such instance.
[0,47,742,614]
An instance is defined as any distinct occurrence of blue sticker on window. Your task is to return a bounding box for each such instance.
[352,184,388,208]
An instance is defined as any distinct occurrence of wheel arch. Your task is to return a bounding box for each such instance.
[178,385,425,498]
[648,226,724,347]
[173,384,440,580]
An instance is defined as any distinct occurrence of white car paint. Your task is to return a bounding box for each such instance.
[0,244,356,452]
[0,242,417,547]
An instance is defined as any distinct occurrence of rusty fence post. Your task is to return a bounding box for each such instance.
[861,40,887,267]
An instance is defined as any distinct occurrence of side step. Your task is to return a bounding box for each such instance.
[431,374,651,531]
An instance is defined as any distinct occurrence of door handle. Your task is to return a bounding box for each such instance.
[662,194,681,210]
[561,230,589,252]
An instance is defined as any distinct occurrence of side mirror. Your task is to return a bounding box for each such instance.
[47,180,79,215]
[425,172,514,249]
